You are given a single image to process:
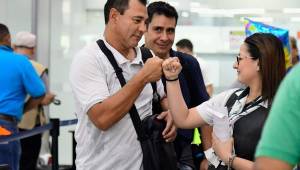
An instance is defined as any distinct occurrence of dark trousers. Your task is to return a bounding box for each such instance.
[0,119,21,170]
[19,128,42,170]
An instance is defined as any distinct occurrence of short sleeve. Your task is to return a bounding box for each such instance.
[196,89,238,125]
[70,48,110,114]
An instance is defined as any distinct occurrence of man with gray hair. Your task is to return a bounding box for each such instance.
[14,31,55,170]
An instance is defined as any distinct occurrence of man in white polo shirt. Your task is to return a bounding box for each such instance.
[69,0,176,169]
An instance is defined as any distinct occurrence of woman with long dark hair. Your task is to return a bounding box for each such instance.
[162,33,286,170]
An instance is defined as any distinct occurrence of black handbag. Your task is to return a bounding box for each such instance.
[140,114,177,170]
[97,40,177,170]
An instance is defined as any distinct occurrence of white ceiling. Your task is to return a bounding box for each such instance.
[162,0,300,10]
[85,0,300,25]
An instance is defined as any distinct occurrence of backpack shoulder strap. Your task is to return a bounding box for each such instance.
[140,47,163,115]
[140,47,159,95]
[225,88,244,113]
[140,47,153,64]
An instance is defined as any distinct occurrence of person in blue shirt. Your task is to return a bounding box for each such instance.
[144,2,211,169]
[0,23,45,170]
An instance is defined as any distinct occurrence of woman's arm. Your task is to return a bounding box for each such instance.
[212,134,253,170]
[163,58,207,129]
[254,157,293,170]
[231,157,253,170]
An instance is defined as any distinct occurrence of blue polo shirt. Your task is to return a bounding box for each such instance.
[0,45,45,120]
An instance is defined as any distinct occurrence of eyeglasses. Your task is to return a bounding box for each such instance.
[236,55,254,65]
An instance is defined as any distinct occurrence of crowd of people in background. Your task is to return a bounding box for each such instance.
[0,24,46,170]
[0,0,300,170]
[0,25,57,170]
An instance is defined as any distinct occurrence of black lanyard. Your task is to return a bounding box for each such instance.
[236,87,264,113]
[241,96,263,113]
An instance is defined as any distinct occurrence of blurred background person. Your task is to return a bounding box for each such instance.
[14,31,55,170]
[290,36,299,66]
[254,64,300,170]
[0,23,45,170]
[176,39,214,97]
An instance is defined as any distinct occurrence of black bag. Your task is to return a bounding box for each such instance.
[97,40,177,170]
[141,114,177,170]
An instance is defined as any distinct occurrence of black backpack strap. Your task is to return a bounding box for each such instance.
[140,47,162,115]
[96,39,144,140]
[140,47,158,93]
[225,88,245,114]
[140,47,153,64]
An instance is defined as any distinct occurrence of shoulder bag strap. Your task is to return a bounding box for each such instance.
[96,39,144,140]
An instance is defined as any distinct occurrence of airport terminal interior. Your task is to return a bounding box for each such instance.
[1,0,299,168]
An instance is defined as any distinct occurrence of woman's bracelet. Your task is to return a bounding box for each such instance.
[165,77,179,81]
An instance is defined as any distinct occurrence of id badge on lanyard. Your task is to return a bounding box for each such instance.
[228,95,263,127]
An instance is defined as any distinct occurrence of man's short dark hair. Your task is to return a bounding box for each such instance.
[104,0,147,24]
[176,39,193,52]
[146,1,178,26]
[0,23,10,43]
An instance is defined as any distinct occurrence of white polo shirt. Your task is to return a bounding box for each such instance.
[70,40,165,170]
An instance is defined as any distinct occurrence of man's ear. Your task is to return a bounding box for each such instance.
[109,8,120,23]
[3,34,11,47]
[12,44,16,50]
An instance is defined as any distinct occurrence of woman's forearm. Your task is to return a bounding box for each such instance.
[232,157,254,170]
[166,80,190,128]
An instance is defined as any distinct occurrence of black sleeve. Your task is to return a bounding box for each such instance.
[181,53,210,107]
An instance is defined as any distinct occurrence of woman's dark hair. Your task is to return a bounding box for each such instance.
[245,33,286,104]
